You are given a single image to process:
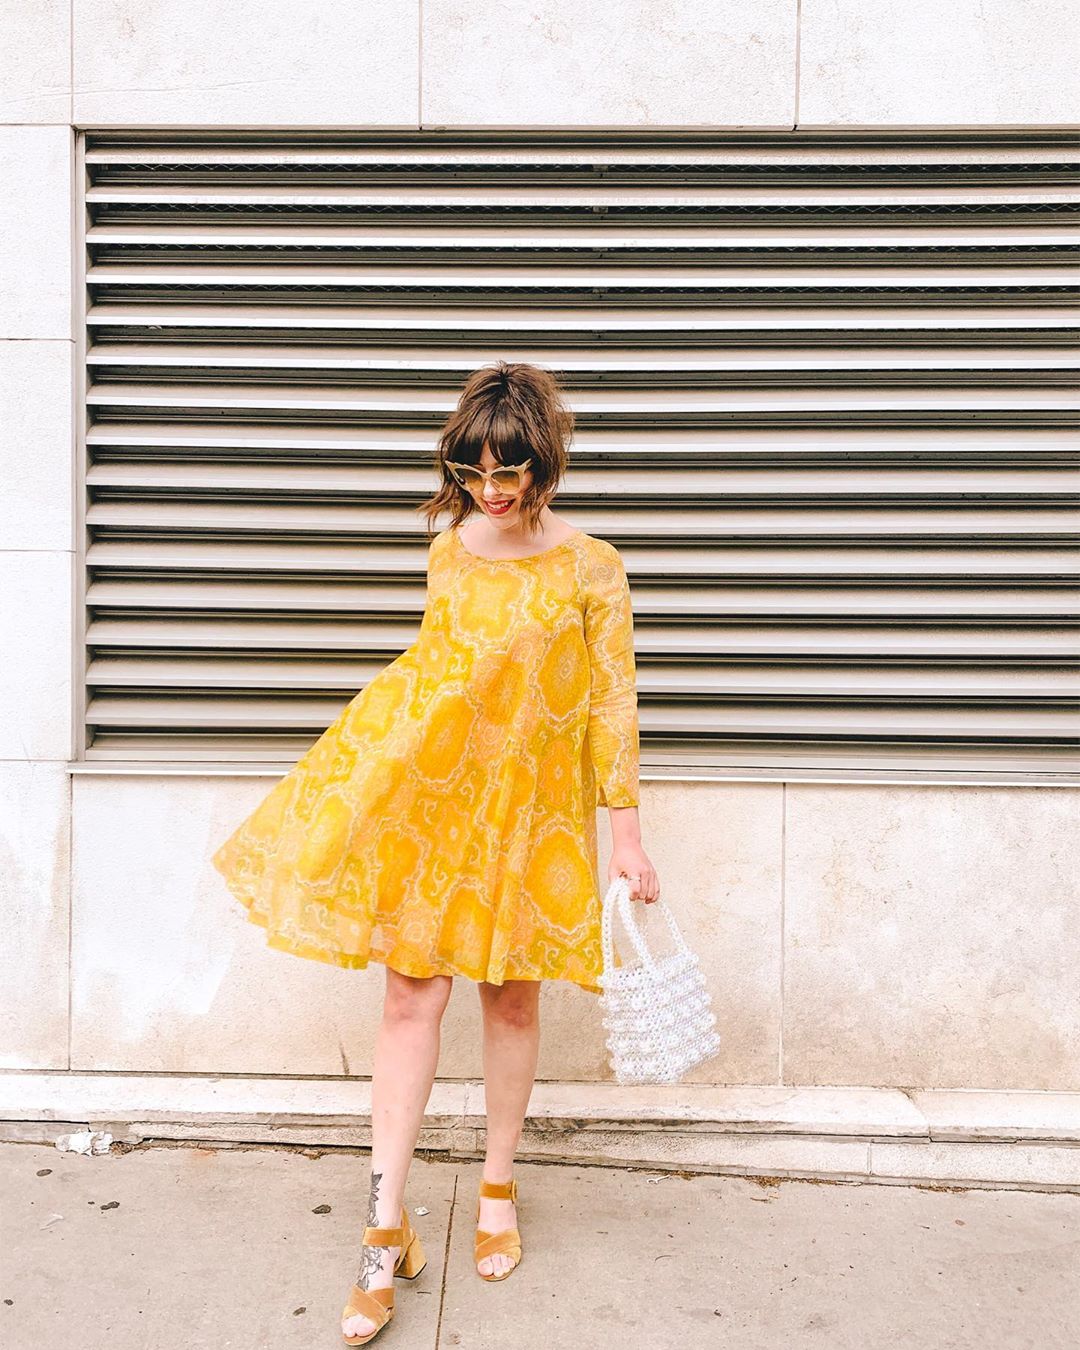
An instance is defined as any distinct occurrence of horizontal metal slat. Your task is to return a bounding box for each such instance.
[84,584,1080,626]
[85,498,1080,538]
[86,345,1080,377]
[84,384,1080,420]
[85,221,1080,249]
[86,302,1080,338]
[85,182,1080,206]
[85,538,1080,580]
[81,737,1080,779]
[86,615,1080,656]
[83,422,1078,462]
[83,653,1080,698]
[81,140,1080,168]
[85,261,1080,289]
[83,692,1077,739]
[84,459,1080,498]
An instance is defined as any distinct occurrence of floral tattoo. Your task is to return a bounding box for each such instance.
[355,1170,393,1288]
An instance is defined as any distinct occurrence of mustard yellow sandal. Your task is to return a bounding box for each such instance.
[474,1176,522,1281]
[341,1205,427,1346]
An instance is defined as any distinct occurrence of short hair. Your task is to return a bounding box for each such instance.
[421,360,574,537]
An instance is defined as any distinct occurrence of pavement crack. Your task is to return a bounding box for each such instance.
[433,1170,458,1349]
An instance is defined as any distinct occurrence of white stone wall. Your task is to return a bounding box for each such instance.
[0,119,75,1073]
[2,2,1077,1092]
[4,2,1078,128]
[67,775,1080,1091]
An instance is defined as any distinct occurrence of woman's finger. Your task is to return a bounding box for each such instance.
[619,870,642,901]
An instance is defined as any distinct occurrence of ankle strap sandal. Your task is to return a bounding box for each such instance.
[474,1177,523,1281]
[342,1206,427,1345]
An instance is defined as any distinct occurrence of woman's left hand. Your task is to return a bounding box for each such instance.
[609,846,660,904]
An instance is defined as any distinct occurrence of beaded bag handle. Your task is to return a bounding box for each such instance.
[600,873,692,976]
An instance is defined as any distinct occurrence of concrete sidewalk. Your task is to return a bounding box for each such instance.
[2,1140,1077,1350]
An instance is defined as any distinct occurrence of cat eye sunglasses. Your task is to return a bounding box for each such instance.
[445,458,533,494]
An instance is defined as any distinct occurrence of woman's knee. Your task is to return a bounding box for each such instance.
[479,979,540,1028]
[383,968,453,1024]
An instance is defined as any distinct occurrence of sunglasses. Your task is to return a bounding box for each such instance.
[445,458,533,494]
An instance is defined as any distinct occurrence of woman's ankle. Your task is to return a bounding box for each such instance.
[481,1161,515,1183]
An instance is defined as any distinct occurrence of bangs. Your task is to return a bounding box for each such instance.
[423,361,572,536]
[446,403,534,466]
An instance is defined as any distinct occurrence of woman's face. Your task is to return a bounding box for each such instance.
[472,442,535,529]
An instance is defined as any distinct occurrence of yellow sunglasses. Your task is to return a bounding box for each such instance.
[446,458,533,494]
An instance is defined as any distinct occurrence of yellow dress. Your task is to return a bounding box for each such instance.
[211,524,640,994]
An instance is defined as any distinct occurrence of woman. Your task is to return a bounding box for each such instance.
[211,360,659,1346]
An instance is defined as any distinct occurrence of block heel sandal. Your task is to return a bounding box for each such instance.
[341,1205,427,1346]
[474,1176,522,1281]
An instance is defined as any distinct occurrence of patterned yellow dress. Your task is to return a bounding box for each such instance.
[211,524,640,994]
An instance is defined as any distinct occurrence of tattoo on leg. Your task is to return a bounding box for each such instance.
[356,1169,389,1288]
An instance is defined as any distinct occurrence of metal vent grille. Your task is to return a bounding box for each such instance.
[78,131,1080,780]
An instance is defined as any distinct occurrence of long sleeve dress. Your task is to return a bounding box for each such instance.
[211,524,640,994]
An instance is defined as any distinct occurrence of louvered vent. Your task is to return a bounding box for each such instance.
[78,131,1080,780]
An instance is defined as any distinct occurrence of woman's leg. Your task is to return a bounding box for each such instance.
[475,978,541,1276]
[342,968,452,1340]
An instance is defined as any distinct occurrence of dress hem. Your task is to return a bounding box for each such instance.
[227,884,603,996]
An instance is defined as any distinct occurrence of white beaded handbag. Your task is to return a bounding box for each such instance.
[598,874,723,1085]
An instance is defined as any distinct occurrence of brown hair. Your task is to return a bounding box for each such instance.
[419,361,575,538]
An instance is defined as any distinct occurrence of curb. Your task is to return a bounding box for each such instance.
[2,1074,1078,1192]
